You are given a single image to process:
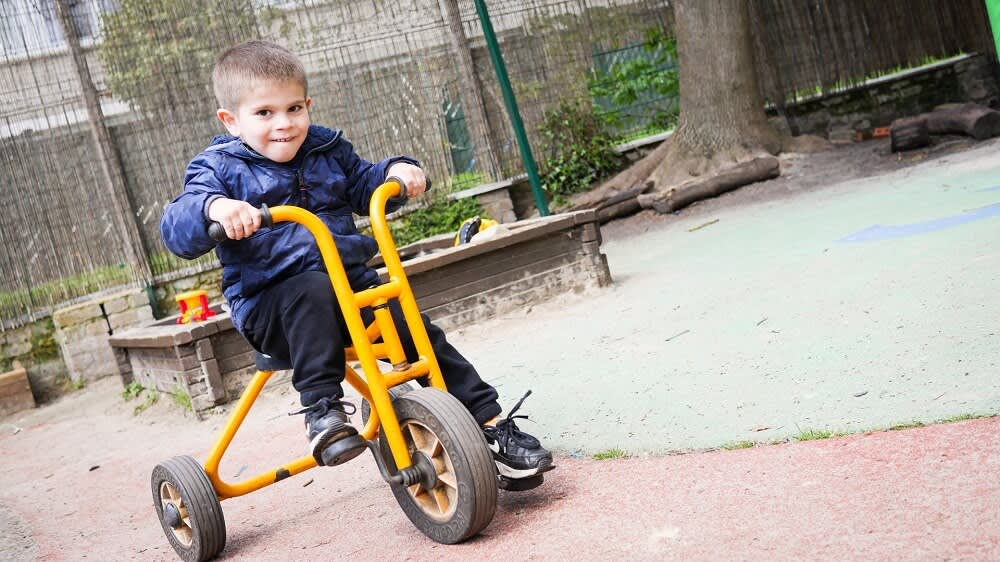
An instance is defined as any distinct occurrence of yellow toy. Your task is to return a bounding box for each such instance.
[152,179,498,561]
[453,215,499,245]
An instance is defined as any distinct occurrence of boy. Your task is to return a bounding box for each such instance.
[160,40,553,481]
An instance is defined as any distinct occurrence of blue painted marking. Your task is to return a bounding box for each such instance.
[976,184,1000,192]
[839,202,1000,243]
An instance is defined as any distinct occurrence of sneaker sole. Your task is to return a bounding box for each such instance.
[310,427,363,466]
[495,456,555,479]
[319,435,367,467]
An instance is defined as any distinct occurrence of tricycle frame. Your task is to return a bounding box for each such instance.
[201,179,446,500]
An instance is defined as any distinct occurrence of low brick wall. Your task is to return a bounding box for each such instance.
[108,310,257,418]
[0,367,35,416]
[771,53,999,139]
[0,320,66,404]
[51,289,154,384]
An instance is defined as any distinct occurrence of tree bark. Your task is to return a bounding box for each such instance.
[577,0,784,217]
[926,103,1000,140]
[889,116,931,152]
[637,156,779,213]
[439,0,501,180]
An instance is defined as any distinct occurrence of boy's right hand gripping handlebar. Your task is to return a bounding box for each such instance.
[207,205,274,242]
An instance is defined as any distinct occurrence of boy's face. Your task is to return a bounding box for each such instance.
[217,80,312,163]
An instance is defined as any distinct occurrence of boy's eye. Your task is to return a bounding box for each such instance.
[255,109,271,117]
[289,104,303,112]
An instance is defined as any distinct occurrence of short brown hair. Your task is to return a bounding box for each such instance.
[212,40,307,110]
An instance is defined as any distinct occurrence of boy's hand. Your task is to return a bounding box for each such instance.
[207,198,262,241]
[387,163,428,197]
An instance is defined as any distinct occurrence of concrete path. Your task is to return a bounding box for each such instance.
[449,143,1000,454]
[0,378,996,561]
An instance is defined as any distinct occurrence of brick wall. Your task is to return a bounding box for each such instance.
[51,289,153,383]
[771,54,1000,139]
[0,320,67,404]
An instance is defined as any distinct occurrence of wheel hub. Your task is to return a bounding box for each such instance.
[163,502,182,529]
[411,451,438,490]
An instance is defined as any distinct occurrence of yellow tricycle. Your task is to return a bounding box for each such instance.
[151,179,498,561]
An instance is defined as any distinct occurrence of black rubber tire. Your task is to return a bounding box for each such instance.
[151,455,226,562]
[385,387,497,544]
[360,380,420,426]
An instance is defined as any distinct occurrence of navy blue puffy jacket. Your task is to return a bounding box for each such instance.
[160,125,417,335]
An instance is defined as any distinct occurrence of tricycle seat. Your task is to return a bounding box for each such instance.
[254,352,292,371]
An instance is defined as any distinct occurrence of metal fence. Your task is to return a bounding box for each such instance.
[0,0,673,328]
[0,0,992,329]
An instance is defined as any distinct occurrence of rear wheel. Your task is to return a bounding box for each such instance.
[151,455,226,562]
[384,387,497,543]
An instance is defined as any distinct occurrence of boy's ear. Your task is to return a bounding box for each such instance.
[216,108,240,136]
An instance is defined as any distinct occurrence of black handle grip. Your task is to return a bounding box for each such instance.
[208,204,272,242]
[385,174,432,199]
[385,176,408,199]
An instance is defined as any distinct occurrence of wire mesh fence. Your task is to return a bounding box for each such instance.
[0,0,673,329]
[0,0,992,329]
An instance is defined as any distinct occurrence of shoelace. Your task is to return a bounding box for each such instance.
[493,390,540,448]
[288,397,357,418]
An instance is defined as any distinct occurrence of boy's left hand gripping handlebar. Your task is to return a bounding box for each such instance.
[385,175,432,199]
[207,204,273,242]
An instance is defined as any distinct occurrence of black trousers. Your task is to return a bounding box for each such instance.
[243,271,502,425]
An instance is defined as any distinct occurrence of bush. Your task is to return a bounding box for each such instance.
[537,101,622,197]
[587,28,679,133]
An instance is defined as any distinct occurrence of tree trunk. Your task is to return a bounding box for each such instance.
[439,0,501,180]
[578,0,784,218]
[889,116,931,152]
[648,0,781,189]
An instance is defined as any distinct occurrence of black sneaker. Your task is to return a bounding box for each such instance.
[292,398,367,467]
[483,391,555,479]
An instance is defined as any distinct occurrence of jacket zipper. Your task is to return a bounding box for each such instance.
[295,133,338,207]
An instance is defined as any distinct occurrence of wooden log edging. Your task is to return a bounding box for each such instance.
[889,102,1000,152]
[637,156,781,214]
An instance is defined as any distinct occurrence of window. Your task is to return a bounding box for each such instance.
[0,0,118,58]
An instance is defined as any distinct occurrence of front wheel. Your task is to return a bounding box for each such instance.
[151,455,226,562]
[385,387,497,544]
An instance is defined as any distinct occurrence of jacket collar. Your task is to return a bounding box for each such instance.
[205,125,342,161]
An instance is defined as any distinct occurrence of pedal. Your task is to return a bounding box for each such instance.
[498,473,544,492]
[319,435,367,466]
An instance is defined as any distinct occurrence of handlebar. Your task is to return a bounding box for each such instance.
[207,204,274,242]
[205,175,424,243]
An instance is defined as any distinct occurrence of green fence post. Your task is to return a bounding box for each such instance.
[987,0,1000,61]
[473,0,550,216]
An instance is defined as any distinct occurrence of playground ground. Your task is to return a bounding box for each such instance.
[1,135,998,560]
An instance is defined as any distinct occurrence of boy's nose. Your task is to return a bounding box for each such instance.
[274,113,291,128]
